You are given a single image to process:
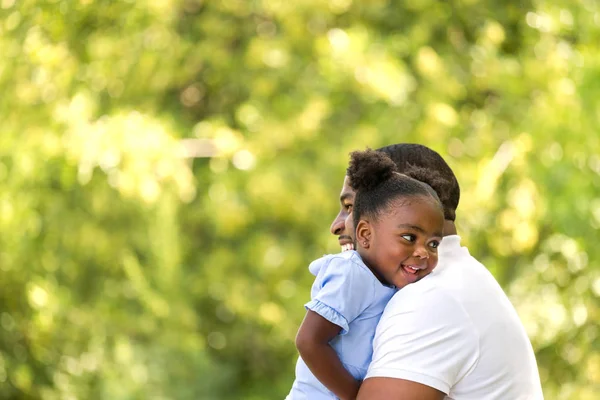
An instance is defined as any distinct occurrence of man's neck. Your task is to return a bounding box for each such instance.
[443,220,457,236]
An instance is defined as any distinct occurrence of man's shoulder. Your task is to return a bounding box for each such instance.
[381,250,515,329]
[383,278,463,320]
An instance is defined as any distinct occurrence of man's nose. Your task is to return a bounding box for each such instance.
[330,213,345,235]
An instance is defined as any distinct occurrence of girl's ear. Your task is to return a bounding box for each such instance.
[356,220,371,249]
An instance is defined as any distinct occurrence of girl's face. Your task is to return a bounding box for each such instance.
[357,195,444,289]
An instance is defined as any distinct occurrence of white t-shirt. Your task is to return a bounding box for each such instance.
[365,235,544,399]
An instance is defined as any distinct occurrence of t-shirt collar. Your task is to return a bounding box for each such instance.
[439,234,462,258]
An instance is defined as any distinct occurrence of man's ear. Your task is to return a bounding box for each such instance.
[356,220,372,249]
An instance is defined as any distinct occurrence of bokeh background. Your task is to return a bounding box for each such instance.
[1,0,599,399]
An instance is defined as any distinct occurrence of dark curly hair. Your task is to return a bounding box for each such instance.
[347,149,444,229]
[377,144,460,221]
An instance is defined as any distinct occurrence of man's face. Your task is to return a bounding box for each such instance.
[330,176,356,252]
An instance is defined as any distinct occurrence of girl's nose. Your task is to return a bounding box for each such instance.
[413,246,430,259]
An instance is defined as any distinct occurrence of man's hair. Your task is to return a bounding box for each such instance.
[347,149,444,230]
[376,144,460,221]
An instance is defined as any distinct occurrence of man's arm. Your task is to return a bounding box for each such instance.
[296,310,360,400]
[357,286,479,400]
[357,377,445,400]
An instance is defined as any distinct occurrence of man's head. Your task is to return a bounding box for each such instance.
[330,143,460,251]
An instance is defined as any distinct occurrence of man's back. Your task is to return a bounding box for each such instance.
[365,235,543,399]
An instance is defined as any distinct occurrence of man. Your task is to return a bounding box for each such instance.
[330,144,544,399]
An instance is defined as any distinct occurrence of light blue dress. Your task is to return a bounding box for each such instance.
[287,251,396,399]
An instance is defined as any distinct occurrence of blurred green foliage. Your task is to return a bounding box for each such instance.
[0,0,599,399]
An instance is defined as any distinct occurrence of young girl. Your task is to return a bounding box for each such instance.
[287,149,447,400]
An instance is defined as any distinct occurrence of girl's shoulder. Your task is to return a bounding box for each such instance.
[309,251,374,281]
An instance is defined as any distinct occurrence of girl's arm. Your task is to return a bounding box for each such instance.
[295,310,361,400]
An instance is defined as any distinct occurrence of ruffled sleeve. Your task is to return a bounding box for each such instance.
[305,255,375,335]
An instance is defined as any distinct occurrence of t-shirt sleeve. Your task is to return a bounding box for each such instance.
[305,256,375,335]
[365,286,480,394]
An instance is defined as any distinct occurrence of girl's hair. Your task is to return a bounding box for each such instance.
[376,143,460,221]
[347,149,446,229]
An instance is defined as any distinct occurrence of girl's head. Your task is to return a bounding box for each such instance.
[346,149,445,289]
[377,143,460,221]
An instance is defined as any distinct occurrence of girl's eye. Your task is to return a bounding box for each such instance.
[344,204,353,212]
[429,240,440,249]
[401,234,416,242]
